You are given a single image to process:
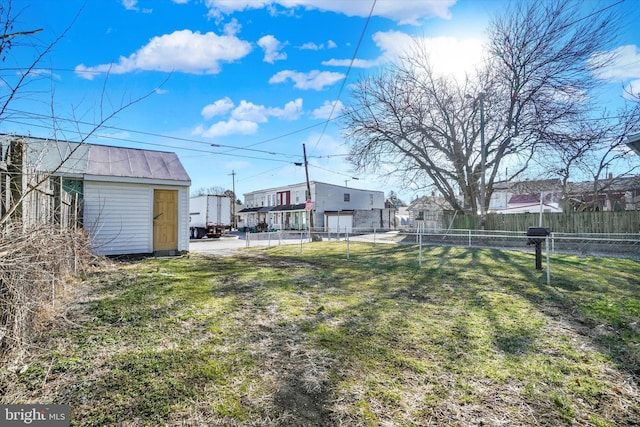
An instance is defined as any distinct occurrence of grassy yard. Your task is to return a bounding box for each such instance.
[1,242,639,426]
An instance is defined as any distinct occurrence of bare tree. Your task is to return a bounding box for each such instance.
[0,0,162,361]
[538,101,640,210]
[342,0,637,216]
[191,186,229,197]
[0,2,162,226]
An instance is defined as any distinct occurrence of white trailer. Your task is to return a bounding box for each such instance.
[189,195,232,239]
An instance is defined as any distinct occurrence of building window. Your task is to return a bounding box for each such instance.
[344,193,350,202]
[416,211,424,221]
[370,194,374,205]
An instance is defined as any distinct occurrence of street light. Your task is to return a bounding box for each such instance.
[344,177,359,187]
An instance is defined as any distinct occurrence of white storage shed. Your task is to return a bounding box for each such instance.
[0,135,191,256]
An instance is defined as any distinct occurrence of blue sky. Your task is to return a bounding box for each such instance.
[4,0,640,202]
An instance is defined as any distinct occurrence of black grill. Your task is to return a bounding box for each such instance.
[525,227,551,270]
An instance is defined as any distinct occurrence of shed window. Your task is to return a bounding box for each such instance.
[344,193,350,202]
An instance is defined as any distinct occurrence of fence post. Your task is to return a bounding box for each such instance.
[419,229,423,267]
[346,231,350,259]
[246,231,250,248]
[468,229,472,247]
[546,237,551,285]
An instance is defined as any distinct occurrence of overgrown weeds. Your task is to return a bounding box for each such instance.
[0,223,93,366]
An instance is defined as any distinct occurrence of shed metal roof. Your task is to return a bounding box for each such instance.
[1,135,190,184]
[86,144,190,182]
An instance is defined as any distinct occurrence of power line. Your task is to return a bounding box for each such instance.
[2,0,631,165]
[1,118,301,164]
[3,108,302,158]
[3,105,365,163]
[311,0,377,151]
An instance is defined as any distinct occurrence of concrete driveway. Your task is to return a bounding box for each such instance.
[189,231,310,255]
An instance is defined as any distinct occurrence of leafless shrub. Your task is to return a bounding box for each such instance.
[0,222,92,365]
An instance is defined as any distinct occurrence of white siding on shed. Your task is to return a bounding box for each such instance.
[84,182,152,255]
[83,182,190,256]
[176,187,189,251]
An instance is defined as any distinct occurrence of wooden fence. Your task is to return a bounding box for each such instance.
[443,211,640,234]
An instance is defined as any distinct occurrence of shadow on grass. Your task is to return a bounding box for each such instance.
[16,246,638,426]
[71,254,337,426]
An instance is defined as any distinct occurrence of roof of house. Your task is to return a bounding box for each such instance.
[407,195,454,211]
[568,176,640,193]
[627,133,640,155]
[242,180,384,197]
[508,193,561,204]
[238,207,262,213]
[272,203,307,211]
[509,194,539,204]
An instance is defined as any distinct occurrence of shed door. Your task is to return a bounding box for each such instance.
[153,189,178,251]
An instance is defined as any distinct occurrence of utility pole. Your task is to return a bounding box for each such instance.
[302,143,313,229]
[230,170,236,230]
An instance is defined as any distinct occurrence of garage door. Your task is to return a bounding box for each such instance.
[326,214,353,233]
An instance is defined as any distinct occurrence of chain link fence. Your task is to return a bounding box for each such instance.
[243,228,640,259]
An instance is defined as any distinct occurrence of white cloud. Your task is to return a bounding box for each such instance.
[624,79,640,100]
[269,98,303,120]
[196,98,303,137]
[312,100,344,119]
[231,100,270,122]
[223,18,242,36]
[589,45,640,82]
[323,30,485,81]
[321,58,380,68]
[300,40,337,51]
[300,42,322,51]
[122,0,138,10]
[75,29,252,80]
[203,0,455,25]
[202,97,235,119]
[258,35,287,63]
[269,70,345,90]
[197,119,259,138]
[229,98,303,122]
[121,0,151,13]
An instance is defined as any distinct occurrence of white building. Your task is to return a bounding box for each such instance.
[489,179,563,214]
[406,195,456,229]
[239,181,391,232]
